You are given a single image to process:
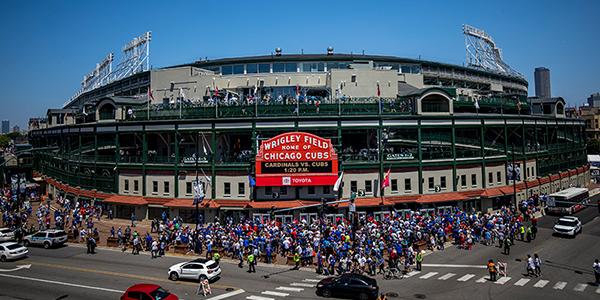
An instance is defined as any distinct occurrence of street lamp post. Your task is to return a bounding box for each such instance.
[512,144,517,208]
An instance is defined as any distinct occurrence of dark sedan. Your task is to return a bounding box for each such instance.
[316,273,379,300]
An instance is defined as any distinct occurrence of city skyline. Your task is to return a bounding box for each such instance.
[0,0,598,129]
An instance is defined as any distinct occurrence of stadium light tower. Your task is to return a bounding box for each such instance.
[462,24,524,80]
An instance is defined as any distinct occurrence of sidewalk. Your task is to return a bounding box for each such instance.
[24,200,301,269]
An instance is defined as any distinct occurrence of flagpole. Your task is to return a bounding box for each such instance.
[147,90,150,120]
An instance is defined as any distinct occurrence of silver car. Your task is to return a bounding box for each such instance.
[0,242,28,262]
[0,228,15,242]
[23,229,68,249]
[168,258,222,282]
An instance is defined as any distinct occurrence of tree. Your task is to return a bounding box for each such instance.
[587,139,600,154]
[0,135,10,148]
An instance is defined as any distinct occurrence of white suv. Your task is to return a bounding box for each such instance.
[23,229,68,249]
[553,216,582,237]
[0,228,15,242]
[168,258,221,282]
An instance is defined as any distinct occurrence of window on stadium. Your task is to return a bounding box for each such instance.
[259,63,271,73]
[153,181,158,194]
[224,183,231,196]
[246,64,258,74]
[273,63,284,73]
[322,186,330,194]
[441,176,446,189]
[365,180,372,193]
[134,180,139,192]
[233,64,244,74]
[471,174,477,187]
[351,181,357,193]
[308,186,315,195]
[164,182,170,194]
[461,175,466,188]
[428,177,434,190]
[300,62,325,72]
[238,182,245,196]
[391,179,398,192]
[222,65,233,75]
[404,178,411,192]
[124,180,129,192]
[186,182,192,195]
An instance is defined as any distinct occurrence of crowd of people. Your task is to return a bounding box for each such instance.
[2,189,597,284]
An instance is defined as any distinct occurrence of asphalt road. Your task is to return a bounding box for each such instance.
[0,207,599,300]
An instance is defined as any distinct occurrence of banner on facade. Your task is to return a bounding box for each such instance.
[255,132,338,186]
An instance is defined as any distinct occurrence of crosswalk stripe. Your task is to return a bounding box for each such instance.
[276,287,304,292]
[514,278,530,286]
[404,271,421,277]
[302,279,320,282]
[553,282,567,290]
[262,291,289,297]
[596,287,600,294]
[290,283,315,287]
[533,280,549,288]
[438,273,456,280]
[419,272,438,279]
[247,296,274,300]
[495,277,511,285]
[316,275,328,278]
[573,283,587,292]
[476,276,488,283]
[457,274,475,282]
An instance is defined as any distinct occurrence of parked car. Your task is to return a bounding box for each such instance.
[0,228,15,242]
[316,273,379,300]
[0,242,28,262]
[168,258,221,282]
[120,284,178,300]
[23,229,68,249]
[553,216,582,237]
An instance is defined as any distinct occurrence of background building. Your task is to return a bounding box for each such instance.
[588,93,600,107]
[9,125,20,133]
[534,67,551,98]
[2,120,9,134]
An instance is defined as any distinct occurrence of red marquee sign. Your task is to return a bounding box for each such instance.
[255,132,338,186]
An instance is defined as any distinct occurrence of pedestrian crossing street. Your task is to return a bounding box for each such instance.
[243,271,600,300]
[410,270,600,294]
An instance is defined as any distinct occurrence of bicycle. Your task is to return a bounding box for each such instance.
[383,266,404,280]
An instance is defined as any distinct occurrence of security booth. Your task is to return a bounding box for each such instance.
[419,208,435,218]
[299,213,318,224]
[252,213,270,224]
[437,206,452,215]
[395,209,411,219]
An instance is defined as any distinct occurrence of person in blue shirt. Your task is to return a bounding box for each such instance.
[265,245,272,264]
[130,213,136,227]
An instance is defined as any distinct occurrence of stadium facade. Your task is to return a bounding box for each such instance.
[28,43,588,223]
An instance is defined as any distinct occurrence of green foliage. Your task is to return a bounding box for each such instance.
[587,139,600,154]
[6,132,22,139]
[0,135,10,148]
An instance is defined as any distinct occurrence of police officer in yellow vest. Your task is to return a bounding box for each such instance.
[293,252,300,270]
[520,225,525,241]
[416,251,423,271]
[247,253,256,273]
[214,251,220,265]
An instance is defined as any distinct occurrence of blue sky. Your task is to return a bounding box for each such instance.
[0,0,598,129]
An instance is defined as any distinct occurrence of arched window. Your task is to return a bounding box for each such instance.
[98,103,115,120]
[421,93,450,113]
[556,103,564,115]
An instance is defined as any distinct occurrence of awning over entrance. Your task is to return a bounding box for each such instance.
[103,195,148,205]
[480,186,521,198]
[245,200,320,209]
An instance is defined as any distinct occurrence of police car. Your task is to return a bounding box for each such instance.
[23,229,68,249]
[553,216,582,237]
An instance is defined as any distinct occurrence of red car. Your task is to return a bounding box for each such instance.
[120,284,179,300]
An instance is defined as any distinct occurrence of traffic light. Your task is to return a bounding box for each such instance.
[270,205,276,219]
[321,198,328,215]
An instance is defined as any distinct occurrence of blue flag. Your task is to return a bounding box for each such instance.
[248,172,256,186]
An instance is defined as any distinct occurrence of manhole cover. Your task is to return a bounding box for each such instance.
[413,294,427,299]
[386,292,399,298]
[225,288,234,292]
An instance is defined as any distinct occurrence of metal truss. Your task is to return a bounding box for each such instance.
[462,24,524,80]
[63,31,151,108]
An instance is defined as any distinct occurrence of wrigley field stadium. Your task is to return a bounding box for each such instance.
[27,27,588,223]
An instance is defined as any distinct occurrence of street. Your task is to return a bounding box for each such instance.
[1,206,599,300]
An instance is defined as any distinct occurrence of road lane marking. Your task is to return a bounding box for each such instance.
[207,289,246,300]
[419,272,438,279]
[573,283,587,292]
[302,279,320,282]
[476,276,487,283]
[596,287,600,294]
[0,273,124,293]
[495,277,511,285]
[290,282,315,287]
[553,282,567,290]
[514,278,530,286]
[246,296,274,300]
[533,280,549,288]
[276,287,304,292]
[421,264,486,269]
[457,274,475,282]
[0,264,31,272]
[262,291,289,297]
[19,261,237,290]
[404,271,420,277]
[438,273,456,280]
